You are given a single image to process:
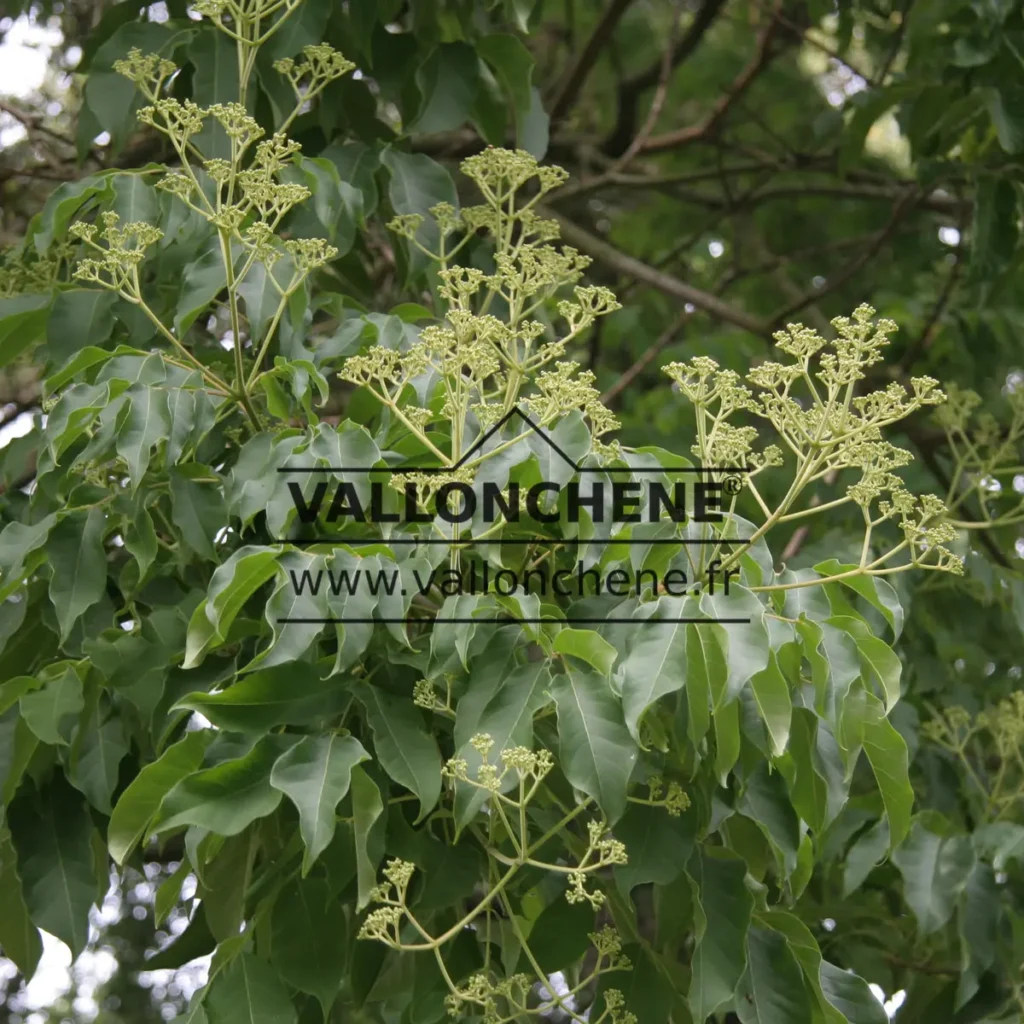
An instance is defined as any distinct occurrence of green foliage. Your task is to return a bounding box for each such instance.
[1,0,1024,1022]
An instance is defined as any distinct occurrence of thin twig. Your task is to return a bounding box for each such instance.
[876,0,914,85]
[606,0,685,172]
[0,99,77,149]
[543,206,768,336]
[603,0,729,155]
[767,188,920,327]
[900,188,967,369]
[601,308,690,406]
[639,8,780,155]
[549,0,639,122]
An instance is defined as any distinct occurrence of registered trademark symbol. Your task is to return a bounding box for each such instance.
[723,475,743,496]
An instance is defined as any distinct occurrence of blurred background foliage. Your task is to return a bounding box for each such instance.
[2,0,1024,1021]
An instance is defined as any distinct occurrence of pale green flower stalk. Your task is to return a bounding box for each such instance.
[664,304,963,588]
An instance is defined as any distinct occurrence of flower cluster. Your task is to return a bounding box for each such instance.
[273,43,355,96]
[442,733,555,792]
[71,213,163,294]
[371,148,623,472]
[925,693,1024,822]
[111,47,176,92]
[646,775,691,816]
[440,928,632,1023]
[664,304,965,580]
[566,820,628,908]
[0,243,69,297]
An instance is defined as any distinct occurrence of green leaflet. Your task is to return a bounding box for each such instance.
[115,384,172,491]
[553,626,618,677]
[153,734,299,837]
[380,146,457,269]
[860,693,914,848]
[108,729,211,864]
[7,776,98,958]
[748,649,792,756]
[714,697,741,785]
[204,952,298,1024]
[452,660,548,831]
[700,585,770,705]
[201,830,256,942]
[783,707,848,835]
[247,550,329,671]
[20,662,84,746]
[70,712,129,813]
[269,876,347,1018]
[478,33,535,118]
[617,596,688,744]
[46,289,117,365]
[351,764,385,911]
[551,663,638,824]
[174,664,354,731]
[270,734,370,872]
[170,464,227,561]
[354,681,442,821]
[814,561,904,639]
[758,910,887,1024]
[46,507,108,642]
[0,826,43,979]
[613,801,697,897]
[843,818,889,896]
[0,293,52,368]
[734,924,814,1023]
[686,846,753,1021]
[685,617,724,748]
[892,817,976,935]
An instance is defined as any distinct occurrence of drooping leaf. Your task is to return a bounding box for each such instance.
[553,626,618,677]
[354,682,442,821]
[7,776,97,958]
[0,826,43,979]
[174,664,352,732]
[70,713,129,814]
[0,294,53,368]
[153,735,298,837]
[270,734,370,872]
[269,876,346,1018]
[452,661,548,830]
[204,952,298,1024]
[892,818,976,935]
[860,693,914,848]
[734,925,814,1024]
[687,846,753,1021]
[19,663,84,746]
[551,663,638,824]
[46,507,108,642]
[617,597,688,744]
[108,729,211,865]
[351,764,385,911]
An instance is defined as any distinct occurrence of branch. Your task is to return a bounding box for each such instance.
[553,177,962,215]
[603,0,728,155]
[752,0,875,85]
[639,10,781,155]
[0,99,77,149]
[549,0,639,123]
[915,440,1010,568]
[606,0,685,171]
[766,188,920,327]
[543,206,767,336]
[601,308,690,406]
[900,190,967,370]
[877,0,914,85]
[734,183,961,214]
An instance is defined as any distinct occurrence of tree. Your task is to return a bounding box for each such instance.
[1,1,1023,1022]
